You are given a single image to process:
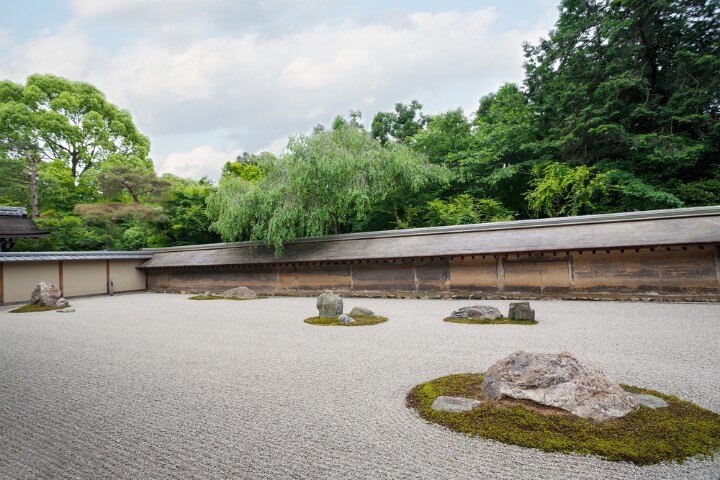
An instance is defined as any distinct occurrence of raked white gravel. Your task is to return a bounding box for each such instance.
[1,292,719,479]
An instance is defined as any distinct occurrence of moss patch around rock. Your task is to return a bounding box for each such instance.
[9,303,62,313]
[304,315,388,326]
[407,373,720,465]
[188,295,265,301]
[443,317,537,325]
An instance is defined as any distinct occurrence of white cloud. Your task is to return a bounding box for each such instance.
[156,145,240,180]
[69,0,336,39]
[0,5,557,179]
[1,22,102,82]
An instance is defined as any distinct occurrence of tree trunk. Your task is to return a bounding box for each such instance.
[29,153,39,218]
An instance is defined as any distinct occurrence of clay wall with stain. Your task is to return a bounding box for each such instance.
[146,245,720,301]
[571,247,718,294]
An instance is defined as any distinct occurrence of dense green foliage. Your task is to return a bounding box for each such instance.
[2,0,718,251]
[1,75,219,250]
[408,373,720,465]
[208,126,447,251]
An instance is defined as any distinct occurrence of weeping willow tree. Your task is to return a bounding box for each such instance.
[208,125,447,253]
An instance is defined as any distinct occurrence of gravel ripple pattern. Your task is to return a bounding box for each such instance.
[1,293,719,479]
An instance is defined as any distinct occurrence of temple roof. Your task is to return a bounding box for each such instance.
[0,207,49,238]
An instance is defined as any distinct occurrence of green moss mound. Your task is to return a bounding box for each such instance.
[407,373,720,465]
[188,295,265,301]
[443,316,537,325]
[9,303,62,313]
[304,315,388,326]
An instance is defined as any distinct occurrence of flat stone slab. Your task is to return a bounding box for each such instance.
[431,396,483,412]
[627,392,669,409]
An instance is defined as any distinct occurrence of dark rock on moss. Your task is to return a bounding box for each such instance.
[508,302,535,321]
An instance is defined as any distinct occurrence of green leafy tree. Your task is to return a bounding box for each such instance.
[155,176,220,246]
[208,125,447,252]
[21,74,150,178]
[526,163,609,217]
[97,157,169,203]
[1,74,151,218]
[524,0,720,206]
[424,194,514,226]
[221,151,275,182]
[371,101,426,144]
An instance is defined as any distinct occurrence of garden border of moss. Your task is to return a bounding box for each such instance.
[9,303,63,313]
[304,315,388,326]
[188,295,267,301]
[443,316,537,325]
[407,373,720,465]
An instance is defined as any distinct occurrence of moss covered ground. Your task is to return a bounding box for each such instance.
[443,317,537,325]
[304,315,388,326]
[9,303,62,313]
[407,373,720,465]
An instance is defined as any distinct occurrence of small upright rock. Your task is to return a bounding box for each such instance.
[221,286,257,299]
[317,290,343,318]
[349,307,375,317]
[508,302,535,321]
[203,291,212,297]
[337,314,356,325]
[450,305,502,320]
[482,351,637,421]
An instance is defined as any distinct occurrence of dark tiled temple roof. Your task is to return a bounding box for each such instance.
[139,206,720,269]
[0,211,48,238]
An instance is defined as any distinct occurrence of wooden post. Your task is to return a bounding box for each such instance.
[58,261,64,294]
[106,260,111,295]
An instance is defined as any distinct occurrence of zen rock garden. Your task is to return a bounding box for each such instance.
[304,290,388,326]
[409,350,720,465]
[444,302,537,325]
[3,291,720,476]
[9,281,73,313]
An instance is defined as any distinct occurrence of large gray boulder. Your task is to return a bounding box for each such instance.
[221,286,257,299]
[450,305,502,320]
[508,302,535,321]
[482,351,638,421]
[317,290,343,318]
[30,282,69,308]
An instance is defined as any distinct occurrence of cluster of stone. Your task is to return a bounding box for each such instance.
[30,282,69,309]
[449,302,536,321]
[316,290,380,324]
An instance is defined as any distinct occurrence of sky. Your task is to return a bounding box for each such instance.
[0,1,559,180]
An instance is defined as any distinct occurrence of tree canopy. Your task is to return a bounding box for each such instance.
[2,0,718,252]
[208,124,447,251]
